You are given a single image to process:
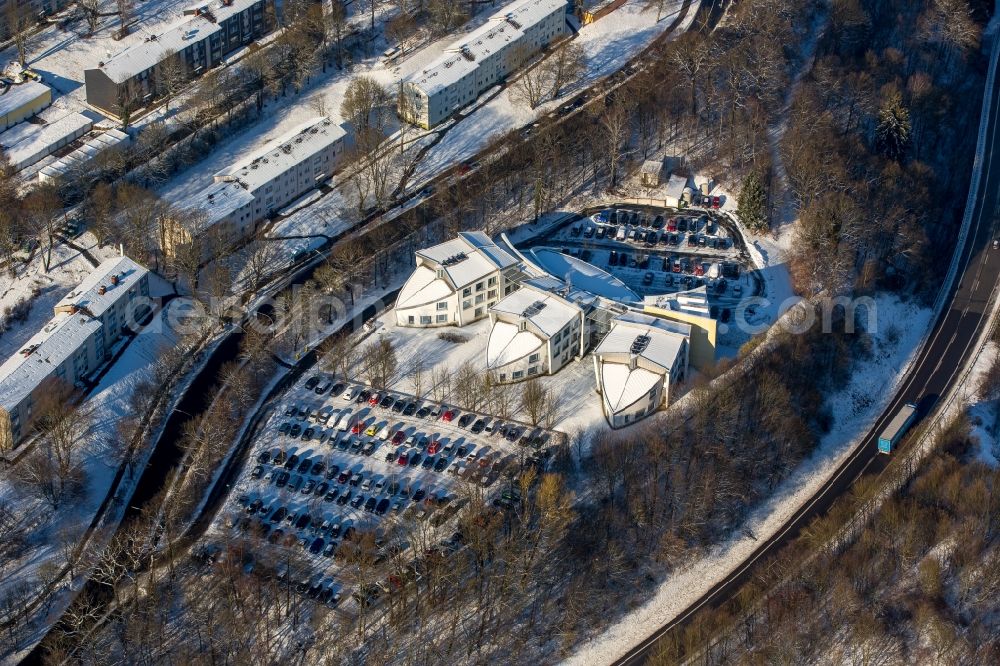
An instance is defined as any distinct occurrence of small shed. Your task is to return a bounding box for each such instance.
[664,174,688,208]
[640,159,663,187]
[0,81,51,131]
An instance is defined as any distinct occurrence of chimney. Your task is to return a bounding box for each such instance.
[98,285,107,295]
[111,274,120,286]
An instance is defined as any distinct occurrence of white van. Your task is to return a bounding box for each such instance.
[377,423,393,441]
[335,410,353,431]
[615,227,627,241]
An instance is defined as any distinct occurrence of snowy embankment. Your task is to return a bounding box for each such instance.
[563,293,933,665]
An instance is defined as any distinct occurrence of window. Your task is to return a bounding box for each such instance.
[512,370,524,379]
[408,315,415,324]
[475,307,484,318]
[462,287,471,297]
[488,289,497,299]
[475,294,484,304]
[420,315,432,324]
[463,299,472,310]
[476,281,485,292]
[436,314,448,323]
[488,276,497,287]
[528,366,538,375]
[436,301,448,311]
[528,353,540,363]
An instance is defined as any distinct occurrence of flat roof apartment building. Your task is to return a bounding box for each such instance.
[399,0,569,128]
[85,0,272,116]
[0,256,150,452]
[163,117,346,259]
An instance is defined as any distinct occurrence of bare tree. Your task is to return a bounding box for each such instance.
[520,379,550,426]
[77,0,101,35]
[511,47,550,110]
[545,42,586,99]
[6,3,32,66]
[157,50,187,112]
[341,76,393,133]
[116,0,133,36]
[362,337,398,389]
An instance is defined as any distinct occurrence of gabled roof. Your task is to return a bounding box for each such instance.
[55,255,148,319]
[396,265,455,310]
[415,231,518,289]
[96,16,221,84]
[489,282,581,337]
[403,0,568,95]
[0,314,102,410]
[594,312,689,374]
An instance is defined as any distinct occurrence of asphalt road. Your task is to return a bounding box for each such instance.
[613,47,1000,666]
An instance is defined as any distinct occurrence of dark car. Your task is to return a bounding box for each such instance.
[302,479,316,495]
[314,380,331,395]
[408,453,422,467]
[301,427,315,441]
[350,494,365,509]
[315,481,330,497]
[471,419,486,433]
[412,489,426,502]
[403,402,417,416]
[379,395,394,408]
[375,498,390,515]
[309,537,324,554]
[251,465,264,479]
[297,458,312,474]
[391,399,405,413]
[364,497,378,512]
[269,507,287,523]
[653,215,665,229]
[275,471,290,488]
[304,376,320,391]
[458,413,475,428]
[336,490,351,506]
[295,513,311,530]
[325,464,340,480]
[331,382,345,396]
[422,456,435,469]
[322,542,337,557]
[416,406,431,418]
[257,451,271,464]
[434,457,448,472]
[324,487,340,502]
[284,454,299,470]
[310,461,325,476]
[356,390,371,404]
[386,449,398,462]
[289,424,302,438]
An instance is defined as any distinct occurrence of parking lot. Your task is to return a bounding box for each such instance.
[214,372,552,610]
[532,206,756,318]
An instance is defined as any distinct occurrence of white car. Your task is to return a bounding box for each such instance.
[341,386,358,401]
[374,478,386,493]
[335,410,353,431]
[377,424,393,441]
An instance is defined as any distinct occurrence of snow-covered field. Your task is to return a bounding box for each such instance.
[562,293,934,665]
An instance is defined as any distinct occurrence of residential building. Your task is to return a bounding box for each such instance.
[592,311,690,428]
[486,278,587,382]
[84,0,272,116]
[643,286,717,369]
[399,0,569,128]
[396,232,521,327]
[0,81,51,130]
[0,256,151,451]
[163,117,346,259]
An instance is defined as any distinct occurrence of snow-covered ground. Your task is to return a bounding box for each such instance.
[411,0,699,184]
[562,293,934,665]
[963,341,999,468]
[0,235,119,360]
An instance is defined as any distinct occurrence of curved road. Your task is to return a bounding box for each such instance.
[613,42,1000,666]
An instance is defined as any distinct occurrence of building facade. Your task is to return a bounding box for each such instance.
[486,278,586,382]
[0,81,51,130]
[0,256,151,452]
[592,312,690,428]
[399,0,569,128]
[396,232,521,327]
[84,0,272,116]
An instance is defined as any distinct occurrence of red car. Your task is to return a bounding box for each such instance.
[441,410,456,422]
[427,440,441,455]
[712,195,721,209]
[369,392,381,406]
[397,452,409,466]
[694,263,705,277]
[392,430,406,445]
[351,421,363,435]
[667,217,677,231]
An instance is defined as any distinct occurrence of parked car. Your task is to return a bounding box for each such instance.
[304,376,320,391]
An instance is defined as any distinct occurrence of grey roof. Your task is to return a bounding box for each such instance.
[214,117,346,193]
[180,179,255,230]
[0,81,50,117]
[55,255,148,319]
[38,129,129,180]
[97,16,221,84]
[594,312,690,372]
[490,282,581,337]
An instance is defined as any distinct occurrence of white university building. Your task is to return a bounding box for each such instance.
[395,232,521,327]
[0,256,151,450]
[592,312,690,428]
[398,0,569,128]
[486,277,589,383]
[166,117,346,257]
